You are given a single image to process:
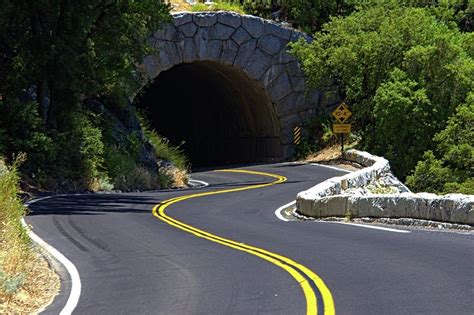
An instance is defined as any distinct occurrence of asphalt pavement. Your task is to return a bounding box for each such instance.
[26,163,474,314]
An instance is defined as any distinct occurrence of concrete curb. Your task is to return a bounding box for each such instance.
[296,150,474,225]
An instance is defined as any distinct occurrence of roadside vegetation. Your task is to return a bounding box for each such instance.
[288,0,473,194]
[190,1,246,14]
[0,156,59,313]
[0,1,191,192]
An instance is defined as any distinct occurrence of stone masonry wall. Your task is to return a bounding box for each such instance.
[140,11,321,158]
[297,150,474,225]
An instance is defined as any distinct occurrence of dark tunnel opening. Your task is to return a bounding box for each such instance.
[135,61,282,167]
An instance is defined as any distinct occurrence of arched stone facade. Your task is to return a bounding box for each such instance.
[141,12,320,159]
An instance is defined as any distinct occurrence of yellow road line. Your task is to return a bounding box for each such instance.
[152,169,335,315]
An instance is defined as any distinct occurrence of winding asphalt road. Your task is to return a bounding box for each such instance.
[27,164,473,314]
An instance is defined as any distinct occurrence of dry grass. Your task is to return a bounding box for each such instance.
[0,248,60,314]
[1,157,60,314]
[168,167,188,188]
[166,0,193,12]
[304,144,362,171]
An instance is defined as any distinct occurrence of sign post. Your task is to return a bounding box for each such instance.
[331,103,352,158]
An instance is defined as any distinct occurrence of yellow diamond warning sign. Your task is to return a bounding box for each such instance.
[332,103,352,123]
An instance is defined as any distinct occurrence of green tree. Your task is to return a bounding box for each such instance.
[290,3,473,179]
[0,0,170,129]
[238,0,355,32]
[407,97,474,194]
[280,0,355,33]
[372,69,436,177]
[0,1,171,190]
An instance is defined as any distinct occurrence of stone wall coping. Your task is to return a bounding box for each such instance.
[296,150,474,225]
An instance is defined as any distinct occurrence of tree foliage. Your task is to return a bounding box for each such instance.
[407,97,474,194]
[290,3,473,181]
[0,1,171,190]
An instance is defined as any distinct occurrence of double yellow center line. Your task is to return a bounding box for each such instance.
[152,169,335,315]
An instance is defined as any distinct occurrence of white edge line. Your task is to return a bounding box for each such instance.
[309,163,353,173]
[331,221,411,233]
[274,200,296,222]
[188,179,210,188]
[23,196,82,315]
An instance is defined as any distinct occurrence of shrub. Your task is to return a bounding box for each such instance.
[406,99,474,194]
[0,155,31,298]
[0,99,55,179]
[50,111,105,191]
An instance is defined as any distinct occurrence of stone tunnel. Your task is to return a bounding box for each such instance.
[135,12,321,166]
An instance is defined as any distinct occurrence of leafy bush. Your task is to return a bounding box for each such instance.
[372,69,438,177]
[0,99,55,178]
[43,111,105,191]
[0,156,31,298]
[407,99,474,194]
[103,145,162,191]
[294,139,319,160]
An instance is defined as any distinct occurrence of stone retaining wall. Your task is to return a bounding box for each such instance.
[296,150,474,225]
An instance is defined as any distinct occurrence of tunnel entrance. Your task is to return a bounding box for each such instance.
[135,61,282,167]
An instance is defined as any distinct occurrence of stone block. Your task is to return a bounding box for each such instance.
[180,37,196,63]
[258,35,287,55]
[178,22,198,37]
[316,196,348,217]
[217,12,242,28]
[280,114,301,132]
[267,71,292,101]
[265,21,292,40]
[273,49,294,64]
[193,13,218,27]
[157,49,173,72]
[242,15,265,38]
[232,27,252,45]
[154,24,180,42]
[207,40,223,60]
[220,40,239,65]
[194,28,210,60]
[305,89,321,105]
[209,23,235,40]
[275,93,305,116]
[242,48,272,80]
[233,39,257,69]
[286,61,304,77]
[143,55,160,79]
[173,13,192,27]
[290,76,306,92]
[259,64,286,87]
[163,42,182,65]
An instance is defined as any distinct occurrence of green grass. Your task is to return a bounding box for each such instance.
[0,155,31,298]
[190,1,246,14]
[138,114,189,171]
[144,128,189,171]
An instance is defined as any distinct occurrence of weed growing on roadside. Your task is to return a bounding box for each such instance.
[0,154,31,300]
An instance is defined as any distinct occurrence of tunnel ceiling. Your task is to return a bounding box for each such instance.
[136,12,322,165]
